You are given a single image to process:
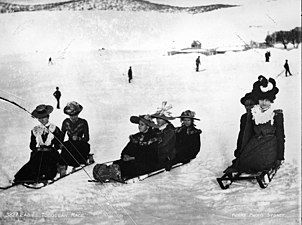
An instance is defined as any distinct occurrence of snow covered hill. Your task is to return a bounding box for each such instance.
[0,0,237,14]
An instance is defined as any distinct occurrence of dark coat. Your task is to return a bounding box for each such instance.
[53,90,61,100]
[234,113,248,158]
[115,128,159,179]
[284,62,289,70]
[128,68,133,79]
[235,109,285,172]
[174,125,201,163]
[14,124,62,183]
[60,118,90,166]
[155,123,176,165]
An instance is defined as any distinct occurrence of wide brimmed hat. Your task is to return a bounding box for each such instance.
[177,110,200,121]
[64,101,83,116]
[240,92,257,106]
[151,101,175,121]
[31,104,53,119]
[252,76,279,102]
[130,115,157,127]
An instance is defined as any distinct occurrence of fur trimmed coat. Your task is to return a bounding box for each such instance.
[115,128,160,179]
[155,123,176,165]
[234,108,285,173]
[174,125,202,163]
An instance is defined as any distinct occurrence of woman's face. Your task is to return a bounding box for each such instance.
[138,121,149,133]
[182,118,192,127]
[259,99,271,111]
[38,116,49,125]
[70,114,79,122]
[156,118,167,126]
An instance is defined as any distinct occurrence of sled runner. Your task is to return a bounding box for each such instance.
[0,154,95,190]
[216,164,281,189]
[89,162,184,184]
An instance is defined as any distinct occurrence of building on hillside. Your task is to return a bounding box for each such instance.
[191,40,202,49]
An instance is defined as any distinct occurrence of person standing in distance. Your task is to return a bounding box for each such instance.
[53,87,61,109]
[284,59,292,76]
[196,56,201,72]
[128,66,133,83]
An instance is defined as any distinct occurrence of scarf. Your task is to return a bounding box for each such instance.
[251,105,275,125]
[32,123,56,147]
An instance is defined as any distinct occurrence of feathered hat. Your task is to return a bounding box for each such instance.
[151,101,175,121]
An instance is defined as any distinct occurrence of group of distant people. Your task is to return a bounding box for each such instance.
[194,52,293,77]
[264,51,292,76]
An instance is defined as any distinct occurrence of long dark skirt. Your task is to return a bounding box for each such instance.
[114,160,156,179]
[59,140,90,167]
[14,150,59,183]
[236,135,277,173]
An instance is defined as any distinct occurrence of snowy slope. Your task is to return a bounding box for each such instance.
[0,0,301,224]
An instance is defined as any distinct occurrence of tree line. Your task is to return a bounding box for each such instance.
[265,27,301,49]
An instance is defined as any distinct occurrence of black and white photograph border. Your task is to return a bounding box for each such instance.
[0,0,301,224]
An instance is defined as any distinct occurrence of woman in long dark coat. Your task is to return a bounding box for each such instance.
[173,110,202,164]
[59,101,90,172]
[232,77,285,173]
[151,101,176,171]
[14,104,61,184]
[114,115,160,179]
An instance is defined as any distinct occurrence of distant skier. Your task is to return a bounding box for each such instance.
[195,56,201,72]
[284,59,292,76]
[53,87,61,109]
[48,57,53,65]
[128,66,133,83]
[265,51,271,62]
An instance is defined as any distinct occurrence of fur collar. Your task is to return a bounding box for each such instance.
[32,123,56,147]
[129,131,159,146]
[251,105,275,125]
[175,125,202,135]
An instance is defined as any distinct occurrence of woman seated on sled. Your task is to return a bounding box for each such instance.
[58,101,91,175]
[151,101,176,171]
[14,104,61,184]
[225,76,285,174]
[115,115,160,179]
[173,110,202,164]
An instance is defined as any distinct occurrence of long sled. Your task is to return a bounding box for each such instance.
[89,162,185,184]
[216,164,281,189]
[0,156,95,190]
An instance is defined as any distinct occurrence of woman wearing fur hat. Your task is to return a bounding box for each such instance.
[151,101,176,171]
[173,110,202,164]
[228,77,285,173]
[59,101,90,173]
[14,104,62,184]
